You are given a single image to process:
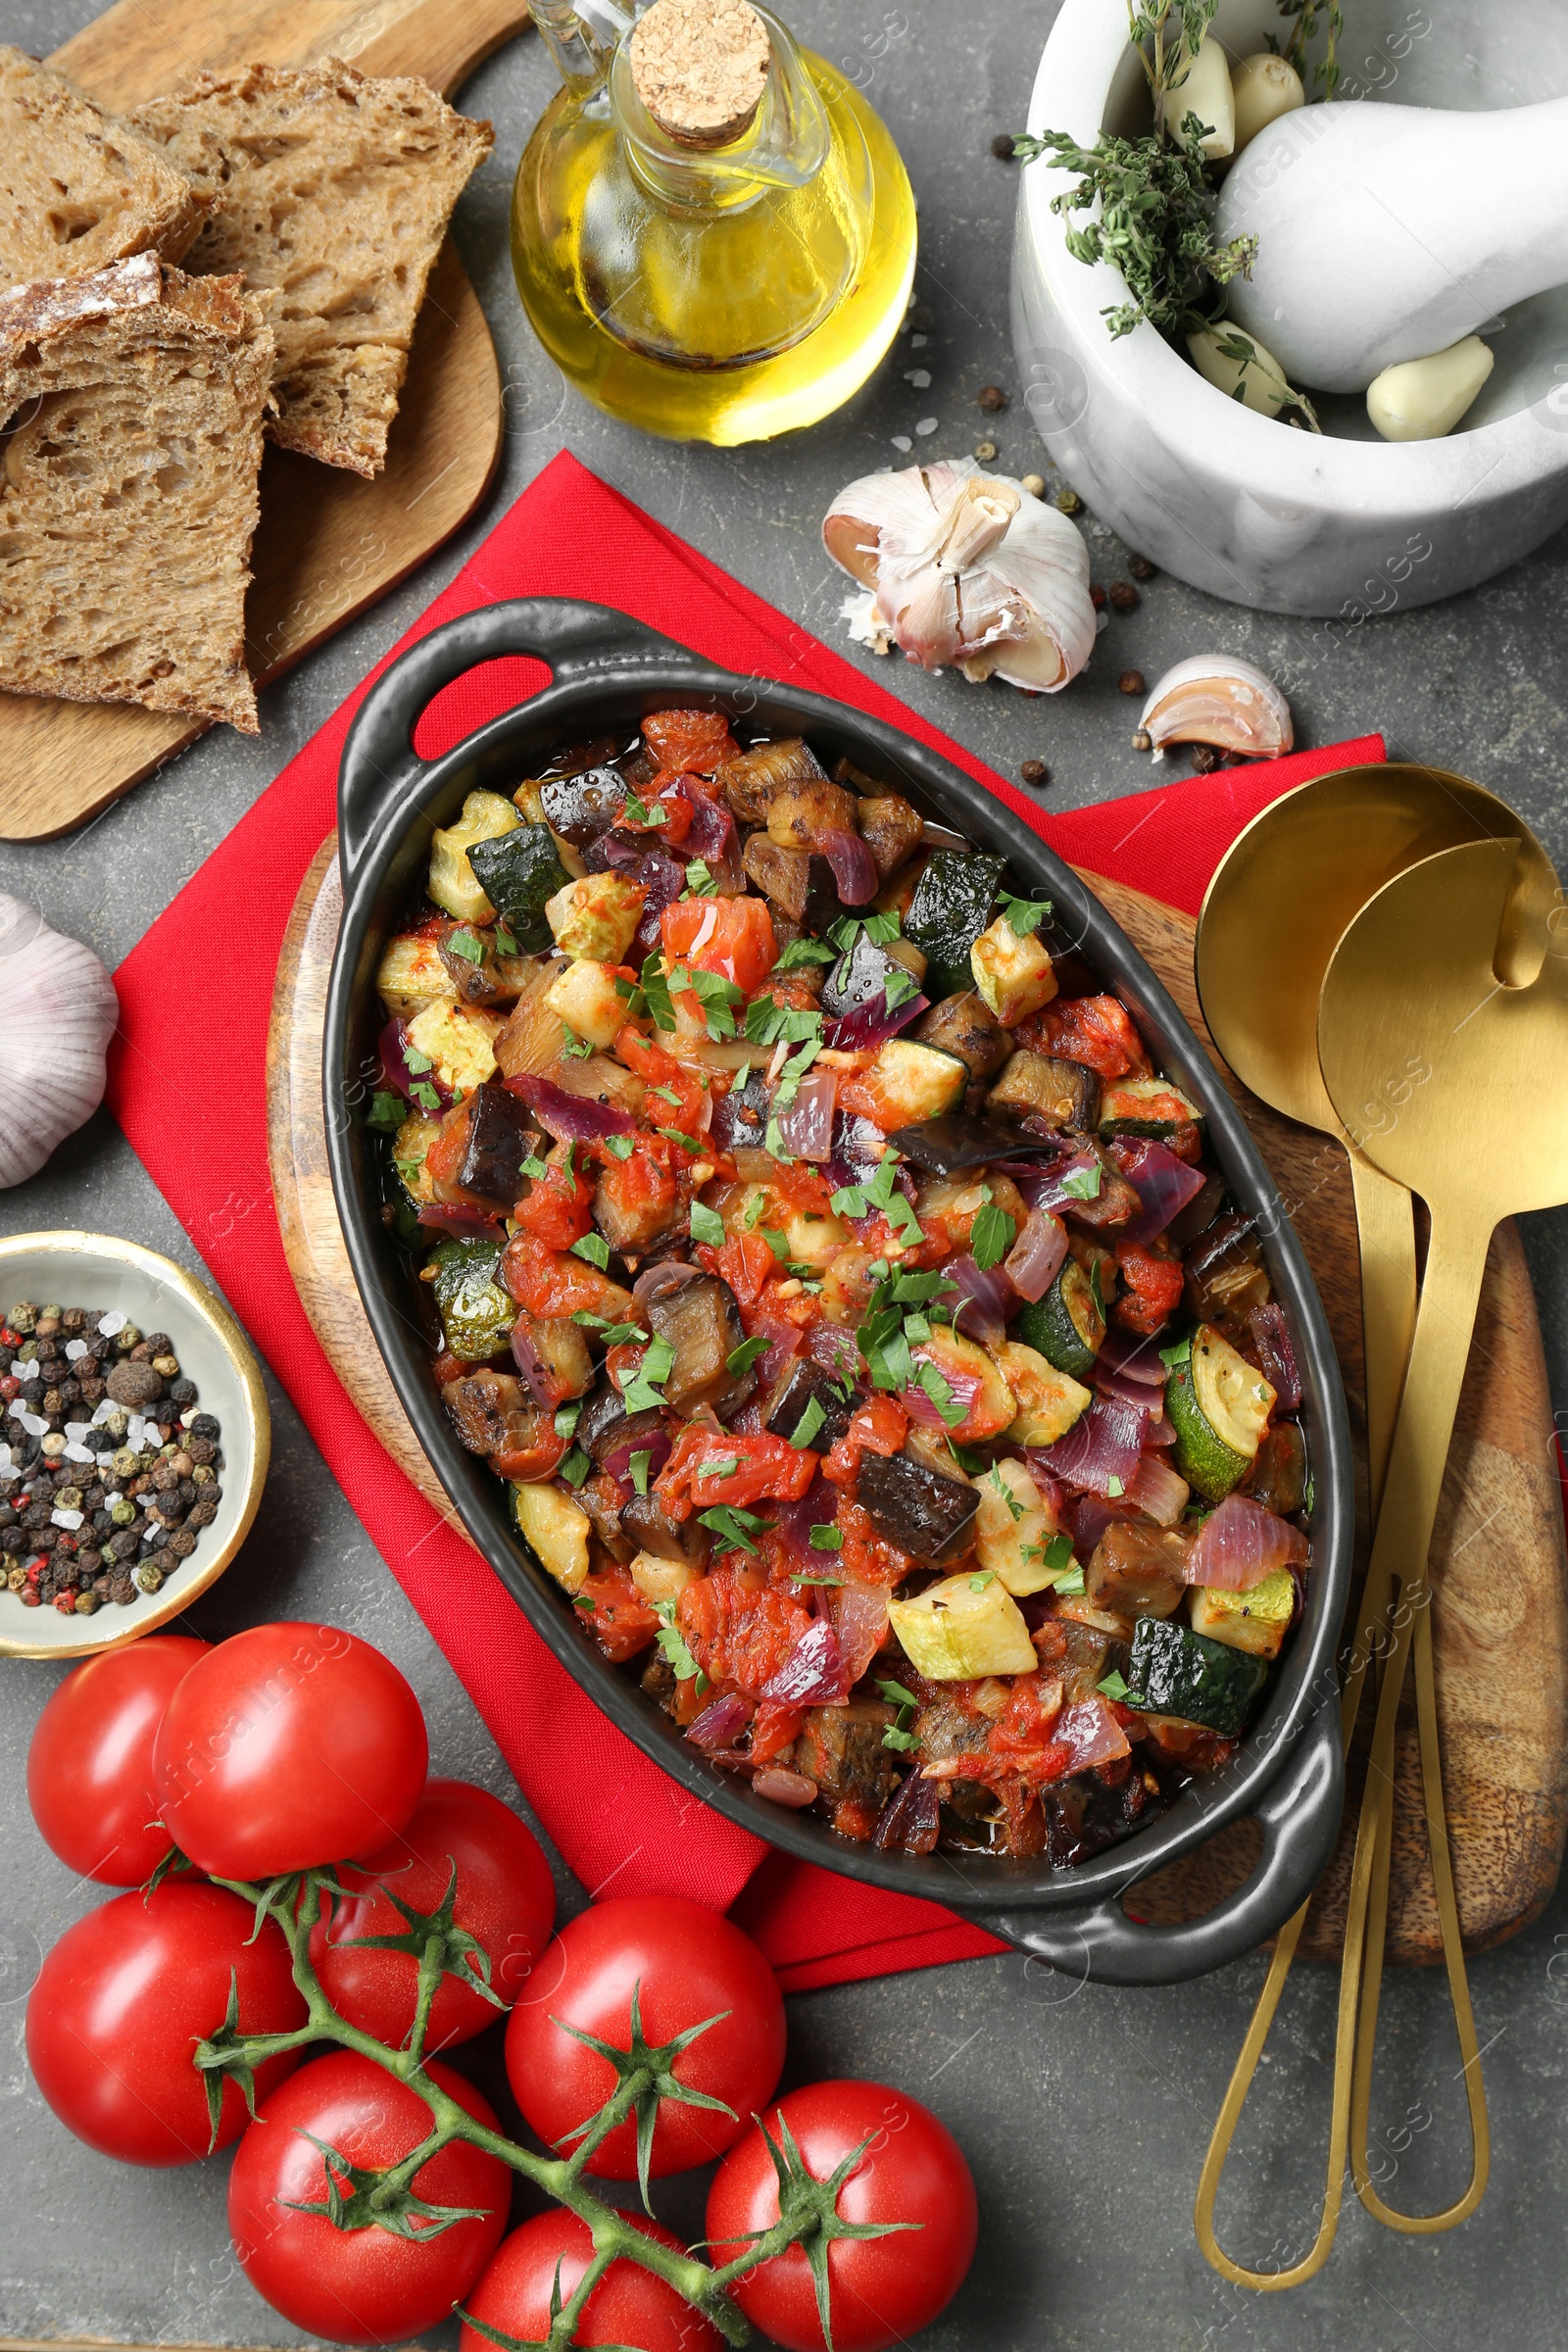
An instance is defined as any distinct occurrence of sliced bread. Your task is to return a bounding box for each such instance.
[0,253,273,731]
[0,46,214,287]
[131,61,493,478]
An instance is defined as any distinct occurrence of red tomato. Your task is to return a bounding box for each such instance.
[656,1427,818,1517]
[308,1779,557,2053]
[25,1883,306,2165]
[27,1634,209,1884]
[229,2052,510,2346]
[678,1566,813,1698]
[512,1150,594,1250]
[152,1623,428,1880]
[462,2210,722,2352]
[501,1236,621,1321]
[641,710,738,773]
[707,2081,978,2352]
[505,1896,784,2180]
[661,897,777,992]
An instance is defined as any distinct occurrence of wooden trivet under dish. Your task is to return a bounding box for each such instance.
[0,0,536,844]
[269,840,1568,1966]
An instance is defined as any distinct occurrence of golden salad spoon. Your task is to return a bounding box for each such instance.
[1194,771,1555,2287]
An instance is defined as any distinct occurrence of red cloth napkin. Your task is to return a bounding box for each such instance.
[106,450,1385,1993]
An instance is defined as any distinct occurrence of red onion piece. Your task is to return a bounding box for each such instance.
[949,1252,1017,1349]
[379,1017,454,1109]
[753,1767,819,1808]
[633,1260,704,1307]
[1250,1302,1302,1410]
[776,1066,838,1161]
[873,1768,940,1855]
[512,1075,636,1143]
[1095,1365,1166,1413]
[602,1429,673,1489]
[1003,1207,1069,1303]
[767,1470,840,1564]
[807,1322,860,1384]
[1124,1451,1190,1527]
[1020,1149,1106,1217]
[760,1619,852,1706]
[1067,1493,1142,1554]
[1183,1494,1308,1591]
[416,1200,503,1240]
[831,1578,890,1683]
[819,824,878,906]
[1143,1410,1177,1448]
[1052,1695,1131,1774]
[510,1319,555,1404]
[1097,1326,1170,1385]
[1107,1138,1207,1247]
[686,1690,755,1752]
[825,987,930,1054]
[825,1112,888,1193]
[590,833,687,959]
[1033,1395,1151,1496]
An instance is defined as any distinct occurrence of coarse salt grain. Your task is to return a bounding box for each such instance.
[98,1312,125,1337]
[51,1509,83,1531]
[65,1422,89,1443]
[10,1359,30,1379]
[179,1409,199,1429]
[65,1339,88,1361]
[64,1444,93,1465]
[104,1492,122,1509]
[91,1400,117,1426]
[890,434,912,452]
[915,416,940,436]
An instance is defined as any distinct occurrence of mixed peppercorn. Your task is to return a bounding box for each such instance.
[0,1301,223,1617]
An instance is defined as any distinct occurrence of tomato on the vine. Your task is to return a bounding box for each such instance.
[461,2211,722,2352]
[309,1779,556,2052]
[27,1634,208,1884]
[25,1883,306,2165]
[152,1623,428,1879]
[228,2051,510,2346]
[504,1896,784,2180]
[706,2081,978,2352]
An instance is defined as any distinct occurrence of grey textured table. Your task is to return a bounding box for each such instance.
[5,5,1568,2348]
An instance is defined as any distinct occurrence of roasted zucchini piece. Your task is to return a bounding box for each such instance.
[911,991,1010,1082]
[545,872,646,963]
[1124,1614,1268,1735]
[1167,1325,1276,1501]
[904,849,1005,997]
[403,1000,506,1098]
[857,1037,968,1127]
[1099,1074,1204,1138]
[974,1458,1061,1595]
[889,1572,1038,1681]
[986,1050,1102,1132]
[1191,1569,1296,1659]
[467,823,572,954]
[995,1341,1092,1446]
[971,913,1058,1026]
[429,791,520,924]
[430,1237,514,1361]
[545,958,629,1052]
[377,932,458,1019]
[1014,1258,1105,1380]
[512,1481,591,1594]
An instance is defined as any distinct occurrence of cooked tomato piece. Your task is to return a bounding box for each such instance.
[511,1147,593,1250]
[662,897,777,993]
[823,1396,908,1489]
[697,1231,777,1307]
[578,1567,661,1665]
[605,1340,649,1394]
[656,1428,818,1519]
[425,1105,473,1190]
[614,1026,709,1137]
[678,1567,813,1698]
[500,1240,613,1321]
[833,1495,914,1589]
[619,784,693,844]
[492,1433,568,1482]
[641,710,740,773]
[596,1144,679,1250]
[749,1697,804,1763]
[1023,995,1152,1080]
[1113,1240,1185,1335]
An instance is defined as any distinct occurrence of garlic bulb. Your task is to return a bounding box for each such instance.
[1140,657,1294,760]
[823,461,1096,693]
[0,894,119,1188]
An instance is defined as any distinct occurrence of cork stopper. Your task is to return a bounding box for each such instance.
[628,0,772,149]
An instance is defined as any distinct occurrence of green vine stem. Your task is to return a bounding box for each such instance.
[192,1869,909,2352]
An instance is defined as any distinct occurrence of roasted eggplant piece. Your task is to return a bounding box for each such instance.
[620,1491,714,1569]
[592,1167,680,1255]
[511,1305,594,1402]
[1241,1420,1308,1516]
[437,923,507,1005]
[579,1476,637,1565]
[466,823,572,955]
[580,1388,667,1463]
[1085,1523,1190,1619]
[854,790,925,881]
[716,737,825,825]
[794,1702,899,1812]
[762,1356,857,1451]
[822,931,918,1020]
[858,1446,978,1565]
[457,1085,539,1204]
[1184,1213,1271,1326]
[441,1370,535,1455]
[888,1112,1058,1175]
[539,767,627,849]
[647,1275,757,1419]
[986,1051,1102,1131]
[710,1066,771,1152]
[904,848,1005,997]
[911,990,1010,1082]
[741,834,839,928]
[765,775,859,851]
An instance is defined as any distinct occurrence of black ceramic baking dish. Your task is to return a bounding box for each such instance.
[323,597,1352,1986]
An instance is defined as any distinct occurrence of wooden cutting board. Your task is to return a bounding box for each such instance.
[0,0,534,843]
[267,846,1568,1966]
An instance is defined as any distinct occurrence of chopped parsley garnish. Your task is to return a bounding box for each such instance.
[620,1334,676,1413]
[969,1193,1016,1272]
[808,1523,844,1550]
[760,1227,791,1261]
[553,1399,582,1442]
[741,1190,766,1231]
[882,967,920,1014]
[915,1356,967,1429]
[726,1335,770,1376]
[640,953,676,1033]
[857,1265,958,1396]
[885,1192,923,1243]
[697,1503,774,1555]
[1053,1563,1086,1596]
[684,858,714,894]
[1088,1257,1106,1319]
[411,1082,442,1112]
[446,927,484,964]
[830,1152,901,1222]
[404,1048,435,1074]
[883,1727,921,1753]
[622,793,668,827]
[669,964,745,1042]
[968,1571,995,1592]
[654,1599,707,1691]
[1160,1337,1192,1367]
[999,892,1053,938]
[1098,1669,1130,1701]
[520,1154,549,1182]
[658,1127,703,1152]
[863,909,902,945]
[571,1231,611,1271]
[876,1675,921,1753]
[572,1312,646,1343]
[604,1134,636,1160]
[789,1395,826,1449]
[987,1465,1024,1521]
[494,923,519,956]
[560,1446,592,1489]
[1045,1533,1075,1574]
[628,1449,654,1496]
[368,1091,406,1132]
[689,1199,726,1249]
[1060,1161,1104,1201]
[1106,1473,1125,1498]
[561,1024,595,1059]
[776,936,839,970]
[702,1456,741,1480]
[651,1083,682,1106]
[791,1570,843,1586]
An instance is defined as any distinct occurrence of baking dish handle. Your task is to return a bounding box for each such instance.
[973,1697,1344,1988]
[336,598,714,885]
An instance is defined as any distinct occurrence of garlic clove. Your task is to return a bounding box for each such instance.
[1140,657,1294,760]
[1230,53,1304,154]
[1159,36,1236,161]
[0,893,119,1190]
[1187,324,1297,417]
[1367,336,1495,443]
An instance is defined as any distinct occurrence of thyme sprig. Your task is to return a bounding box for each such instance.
[191,1866,908,2351]
[1266,0,1344,98]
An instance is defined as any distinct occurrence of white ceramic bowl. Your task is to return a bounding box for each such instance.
[0,1233,270,1660]
[1010,0,1568,613]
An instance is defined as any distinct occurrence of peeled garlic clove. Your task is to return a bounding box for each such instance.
[1187,324,1297,417]
[1230,53,1304,153]
[1159,36,1235,161]
[1367,336,1495,442]
[1140,657,1294,760]
[0,892,119,1189]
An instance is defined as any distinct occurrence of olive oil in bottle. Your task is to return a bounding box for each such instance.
[512,0,917,444]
